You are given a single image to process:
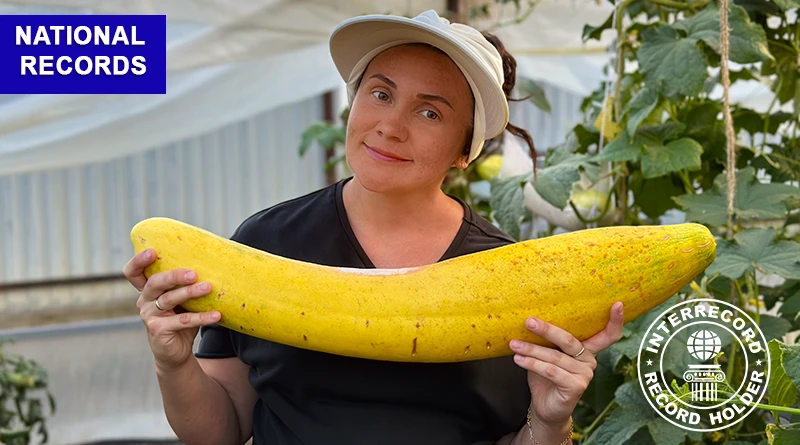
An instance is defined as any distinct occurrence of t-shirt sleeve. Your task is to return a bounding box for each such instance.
[195,323,237,359]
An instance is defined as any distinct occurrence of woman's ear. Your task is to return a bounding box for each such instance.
[455,156,469,170]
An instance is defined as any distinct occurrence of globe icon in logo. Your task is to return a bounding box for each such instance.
[687,329,722,361]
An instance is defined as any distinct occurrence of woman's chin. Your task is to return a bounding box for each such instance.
[352,172,406,193]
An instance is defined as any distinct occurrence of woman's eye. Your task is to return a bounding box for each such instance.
[423,110,440,121]
[372,91,389,101]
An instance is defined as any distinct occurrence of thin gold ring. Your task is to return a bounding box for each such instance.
[154,298,166,311]
[574,346,586,358]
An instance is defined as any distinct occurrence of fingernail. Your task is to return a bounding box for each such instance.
[618,304,624,316]
[211,312,220,320]
[527,318,539,329]
[185,271,196,281]
[513,354,524,363]
[199,283,210,291]
[510,340,521,349]
[143,249,151,260]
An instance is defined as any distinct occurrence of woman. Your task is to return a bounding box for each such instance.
[123,10,625,445]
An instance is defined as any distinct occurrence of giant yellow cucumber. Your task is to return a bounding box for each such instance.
[130,218,716,363]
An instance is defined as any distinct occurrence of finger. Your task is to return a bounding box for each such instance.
[145,311,222,338]
[582,302,625,355]
[148,281,212,314]
[513,354,590,396]
[123,248,156,291]
[141,268,199,301]
[524,316,585,360]
[509,339,591,376]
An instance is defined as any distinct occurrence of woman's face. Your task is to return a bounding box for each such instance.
[345,44,474,194]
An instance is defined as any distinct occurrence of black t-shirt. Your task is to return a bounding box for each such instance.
[196,177,530,445]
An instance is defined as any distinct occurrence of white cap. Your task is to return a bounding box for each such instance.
[329,9,510,164]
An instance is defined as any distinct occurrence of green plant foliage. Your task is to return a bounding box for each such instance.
[0,340,55,445]
[705,228,800,279]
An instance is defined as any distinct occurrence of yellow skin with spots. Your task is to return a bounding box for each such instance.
[130,217,716,363]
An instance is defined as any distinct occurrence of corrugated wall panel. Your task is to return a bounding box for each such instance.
[0,96,327,285]
[509,81,586,156]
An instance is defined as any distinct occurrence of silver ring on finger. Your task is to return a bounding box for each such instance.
[154,298,167,311]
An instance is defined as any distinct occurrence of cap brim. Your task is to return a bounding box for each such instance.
[329,14,508,139]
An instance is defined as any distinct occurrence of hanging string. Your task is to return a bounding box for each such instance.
[719,0,741,308]
[720,0,736,237]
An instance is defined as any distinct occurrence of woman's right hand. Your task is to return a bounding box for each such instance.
[123,248,220,373]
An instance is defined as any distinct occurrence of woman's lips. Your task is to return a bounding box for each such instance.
[365,144,410,162]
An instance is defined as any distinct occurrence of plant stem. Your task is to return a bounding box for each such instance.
[669,388,800,416]
[747,271,761,326]
[613,0,636,124]
[647,0,709,9]
[619,162,629,225]
[678,170,695,194]
[581,399,618,439]
[611,0,636,226]
[726,278,746,380]
[734,431,767,438]
[762,79,782,150]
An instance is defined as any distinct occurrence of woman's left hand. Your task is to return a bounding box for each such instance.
[509,302,625,427]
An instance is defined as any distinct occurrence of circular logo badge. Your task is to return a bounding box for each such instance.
[637,298,770,432]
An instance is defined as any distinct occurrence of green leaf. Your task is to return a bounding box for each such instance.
[674,3,773,64]
[734,0,782,16]
[646,419,692,445]
[572,123,601,154]
[624,87,660,137]
[673,167,800,226]
[757,139,800,182]
[589,405,648,445]
[795,79,800,118]
[641,138,703,179]
[767,423,800,445]
[490,174,530,241]
[602,123,702,179]
[779,341,800,393]
[595,132,642,162]
[773,0,800,11]
[779,288,800,315]
[767,340,799,409]
[583,12,614,42]
[631,174,684,220]
[759,314,792,342]
[731,68,758,83]
[298,122,345,156]
[705,228,800,280]
[531,152,593,209]
[768,46,799,104]
[733,108,795,135]
[517,77,551,113]
[589,382,696,445]
[683,101,723,139]
[638,25,708,96]
[638,122,686,142]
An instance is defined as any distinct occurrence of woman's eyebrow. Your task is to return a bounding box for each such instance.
[416,93,453,110]
[370,73,454,110]
[370,73,397,89]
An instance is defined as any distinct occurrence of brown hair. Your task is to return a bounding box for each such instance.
[472,32,537,171]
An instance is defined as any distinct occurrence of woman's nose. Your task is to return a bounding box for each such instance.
[375,110,409,141]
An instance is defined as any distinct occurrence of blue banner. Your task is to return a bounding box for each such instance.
[0,15,167,94]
